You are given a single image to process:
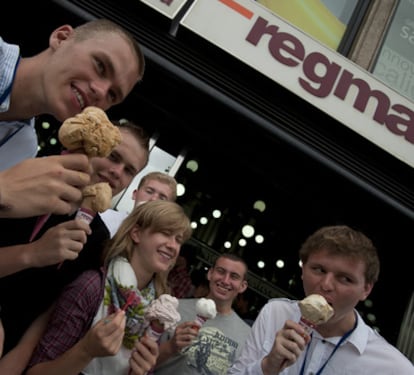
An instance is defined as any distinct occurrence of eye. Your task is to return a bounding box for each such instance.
[108,89,117,103]
[95,58,105,75]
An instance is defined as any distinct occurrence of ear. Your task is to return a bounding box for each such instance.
[360,282,374,301]
[238,279,248,294]
[132,189,137,201]
[207,267,213,281]
[129,225,141,244]
[49,25,74,50]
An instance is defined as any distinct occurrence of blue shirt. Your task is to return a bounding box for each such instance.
[0,36,37,170]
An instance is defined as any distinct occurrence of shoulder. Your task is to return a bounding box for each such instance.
[67,269,104,296]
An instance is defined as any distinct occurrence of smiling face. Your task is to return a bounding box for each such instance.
[207,257,248,307]
[130,226,184,274]
[44,25,140,121]
[90,128,148,196]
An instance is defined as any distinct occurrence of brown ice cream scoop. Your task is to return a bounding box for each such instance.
[58,106,121,157]
[81,182,113,213]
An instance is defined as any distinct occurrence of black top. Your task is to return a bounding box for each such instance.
[0,212,110,354]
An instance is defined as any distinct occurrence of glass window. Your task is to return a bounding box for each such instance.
[255,0,360,50]
[371,0,414,102]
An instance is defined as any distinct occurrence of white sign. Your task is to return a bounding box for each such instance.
[181,0,414,168]
[140,0,189,19]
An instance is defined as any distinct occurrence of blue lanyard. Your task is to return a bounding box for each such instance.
[299,315,358,375]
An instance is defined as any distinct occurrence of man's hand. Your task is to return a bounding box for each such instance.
[0,154,90,218]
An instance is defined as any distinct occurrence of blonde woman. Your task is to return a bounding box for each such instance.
[26,200,193,375]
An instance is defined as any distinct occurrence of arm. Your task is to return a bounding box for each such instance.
[228,302,308,375]
[27,310,126,375]
[0,219,91,278]
[0,154,90,218]
[156,321,199,366]
[0,305,53,375]
[26,270,127,375]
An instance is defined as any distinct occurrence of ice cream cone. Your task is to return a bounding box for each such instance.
[280,294,334,370]
[144,294,181,341]
[194,298,217,329]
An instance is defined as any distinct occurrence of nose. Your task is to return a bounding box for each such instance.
[320,273,334,292]
[166,236,180,251]
[108,163,124,179]
[90,79,112,107]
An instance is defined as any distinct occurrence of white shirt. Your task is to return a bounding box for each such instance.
[228,298,414,375]
[99,209,128,238]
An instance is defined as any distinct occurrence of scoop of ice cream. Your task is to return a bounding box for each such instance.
[298,294,334,325]
[145,294,181,332]
[195,298,217,319]
[58,106,121,157]
[81,182,112,213]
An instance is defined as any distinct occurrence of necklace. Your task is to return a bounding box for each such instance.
[299,314,358,375]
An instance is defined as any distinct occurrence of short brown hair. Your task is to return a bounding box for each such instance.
[299,225,380,284]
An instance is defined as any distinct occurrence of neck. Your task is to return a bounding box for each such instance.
[206,293,233,315]
[316,310,357,338]
[130,254,154,290]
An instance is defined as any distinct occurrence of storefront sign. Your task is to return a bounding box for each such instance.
[181,0,414,168]
[140,0,189,18]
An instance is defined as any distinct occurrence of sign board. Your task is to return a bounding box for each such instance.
[181,0,414,168]
[140,0,189,18]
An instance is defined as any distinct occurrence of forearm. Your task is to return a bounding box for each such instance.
[0,243,34,277]
[26,338,93,375]
[0,306,53,375]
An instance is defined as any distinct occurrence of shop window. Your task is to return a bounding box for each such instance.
[371,0,414,102]
[255,0,366,52]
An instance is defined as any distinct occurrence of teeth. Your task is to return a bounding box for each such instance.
[73,88,85,109]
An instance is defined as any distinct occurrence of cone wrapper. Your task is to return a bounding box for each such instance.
[75,206,96,224]
[145,320,164,342]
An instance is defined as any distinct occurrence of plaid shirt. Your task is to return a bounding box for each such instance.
[28,269,104,368]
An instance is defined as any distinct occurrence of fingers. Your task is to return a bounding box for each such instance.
[0,155,91,218]
[129,338,158,375]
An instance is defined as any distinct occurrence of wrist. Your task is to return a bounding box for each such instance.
[261,355,280,375]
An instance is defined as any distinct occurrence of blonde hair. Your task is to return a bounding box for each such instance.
[102,200,193,296]
[138,171,178,201]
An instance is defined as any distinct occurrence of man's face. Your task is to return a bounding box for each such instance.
[90,129,147,196]
[133,179,175,206]
[44,26,140,121]
[207,257,248,304]
[301,249,373,325]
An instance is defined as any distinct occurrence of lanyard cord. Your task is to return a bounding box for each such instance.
[299,314,358,375]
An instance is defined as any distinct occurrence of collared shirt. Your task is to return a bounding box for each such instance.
[0,36,37,170]
[228,298,414,375]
